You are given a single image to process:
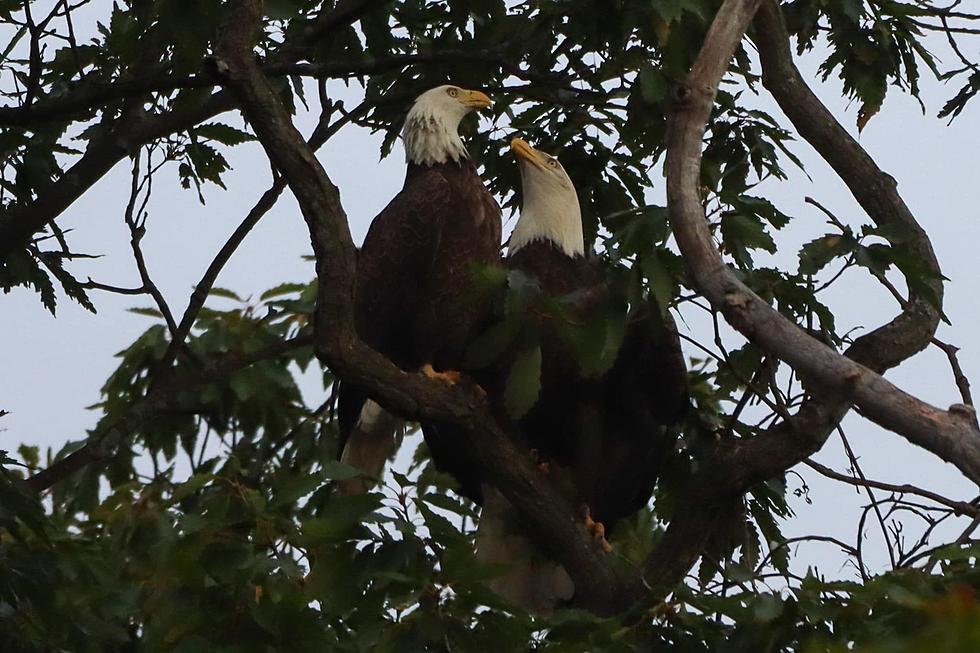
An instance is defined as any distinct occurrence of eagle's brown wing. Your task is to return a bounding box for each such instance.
[338,163,501,480]
[353,169,462,370]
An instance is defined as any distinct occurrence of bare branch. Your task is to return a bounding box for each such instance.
[123,152,180,340]
[933,338,975,407]
[804,458,979,518]
[0,91,235,261]
[80,279,147,295]
[154,100,366,379]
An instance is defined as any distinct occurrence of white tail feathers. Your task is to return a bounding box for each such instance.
[475,488,574,614]
[335,400,405,496]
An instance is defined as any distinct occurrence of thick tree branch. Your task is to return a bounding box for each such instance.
[0,73,214,127]
[0,53,525,129]
[0,0,389,128]
[755,0,942,372]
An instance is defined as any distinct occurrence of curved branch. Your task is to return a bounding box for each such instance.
[755,0,942,372]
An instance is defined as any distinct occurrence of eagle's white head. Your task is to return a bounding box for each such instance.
[402,84,492,166]
[508,138,585,257]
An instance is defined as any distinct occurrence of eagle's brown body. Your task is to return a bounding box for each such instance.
[426,237,688,530]
[470,238,688,612]
[337,159,501,459]
[506,240,689,531]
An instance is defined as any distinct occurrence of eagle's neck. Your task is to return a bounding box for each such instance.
[402,107,469,166]
[509,204,585,258]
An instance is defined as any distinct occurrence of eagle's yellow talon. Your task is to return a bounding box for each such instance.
[421,363,462,385]
[580,504,613,553]
[592,520,605,540]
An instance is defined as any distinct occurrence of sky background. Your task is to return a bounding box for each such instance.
[1,8,978,583]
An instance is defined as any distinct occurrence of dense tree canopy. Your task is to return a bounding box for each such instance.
[2,0,980,650]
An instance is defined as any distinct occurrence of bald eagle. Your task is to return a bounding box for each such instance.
[473,138,689,612]
[335,85,502,494]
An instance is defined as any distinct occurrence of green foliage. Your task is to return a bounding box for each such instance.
[503,340,542,419]
[1,0,977,650]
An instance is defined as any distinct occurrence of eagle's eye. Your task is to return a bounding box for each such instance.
[447,87,459,98]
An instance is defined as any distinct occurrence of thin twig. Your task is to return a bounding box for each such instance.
[123,151,180,340]
[932,337,975,407]
[803,458,979,517]
[837,427,897,569]
[80,279,147,295]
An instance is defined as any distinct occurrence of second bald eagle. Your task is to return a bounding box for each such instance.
[470,138,689,611]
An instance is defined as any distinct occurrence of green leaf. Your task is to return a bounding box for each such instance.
[798,234,855,275]
[561,304,628,377]
[721,212,776,267]
[208,287,242,301]
[259,282,307,301]
[641,248,677,315]
[504,342,542,419]
[464,316,522,369]
[753,593,784,623]
[503,269,543,315]
[320,460,364,482]
[265,0,306,20]
[191,122,255,146]
[271,471,325,507]
[638,65,669,104]
[16,444,39,469]
[652,0,691,23]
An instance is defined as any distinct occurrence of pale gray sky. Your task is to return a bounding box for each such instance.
[1,12,977,582]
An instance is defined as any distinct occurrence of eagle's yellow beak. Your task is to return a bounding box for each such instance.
[460,89,492,109]
[511,137,546,168]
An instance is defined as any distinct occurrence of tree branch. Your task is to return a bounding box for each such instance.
[154,100,367,378]
[804,458,979,518]
[637,0,979,595]
[666,0,980,487]
[0,0,385,259]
